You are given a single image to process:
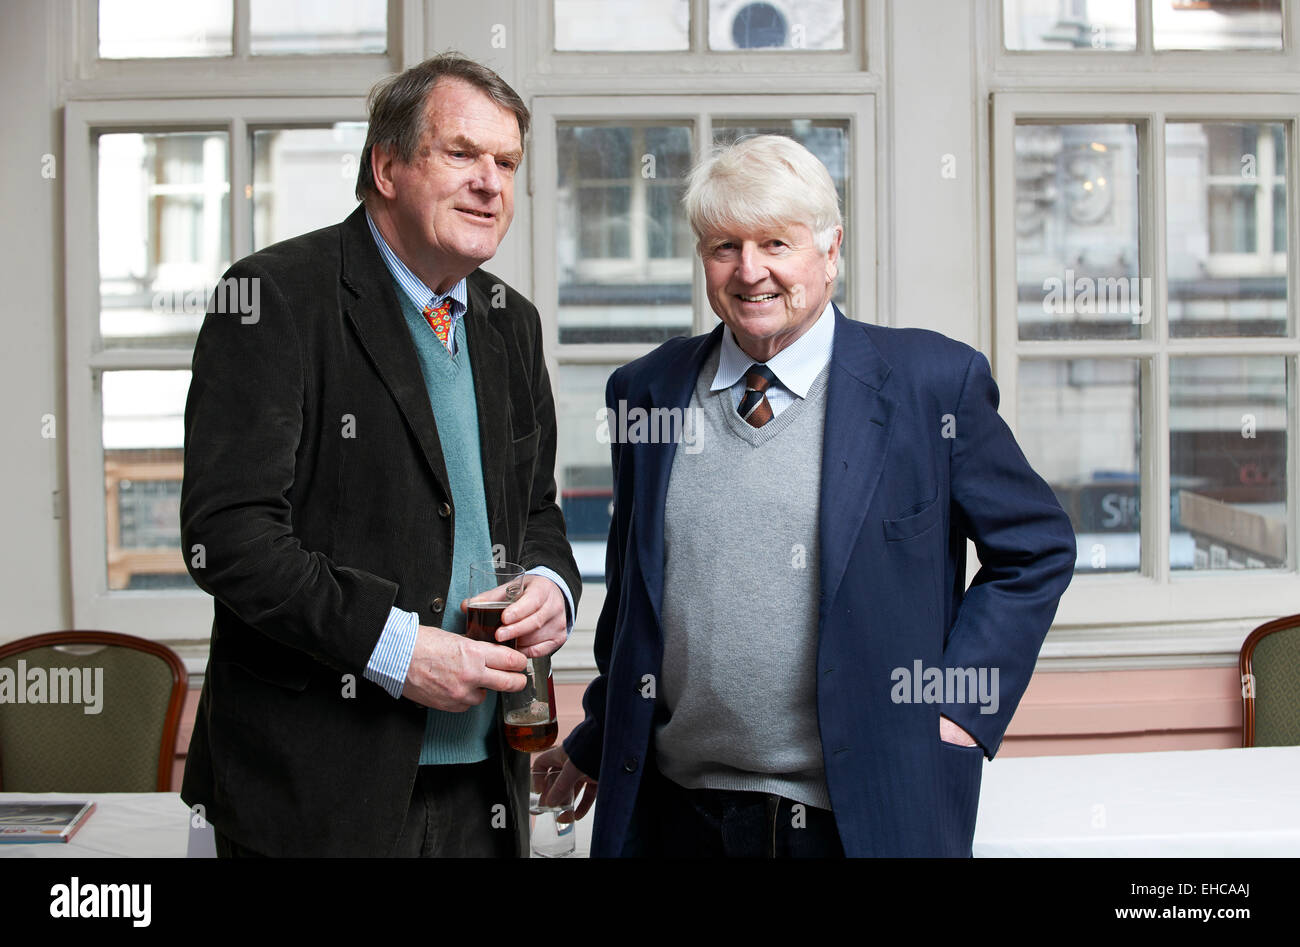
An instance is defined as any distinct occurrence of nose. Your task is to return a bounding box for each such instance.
[472,155,503,196]
[736,243,767,284]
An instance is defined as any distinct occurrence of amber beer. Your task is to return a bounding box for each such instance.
[504,668,559,752]
[466,599,558,752]
[466,600,509,643]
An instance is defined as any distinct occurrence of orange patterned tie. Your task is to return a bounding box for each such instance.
[422,298,454,350]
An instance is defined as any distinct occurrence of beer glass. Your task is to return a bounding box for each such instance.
[466,561,524,643]
[466,560,558,753]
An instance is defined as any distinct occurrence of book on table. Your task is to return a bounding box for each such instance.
[0,801,96,843]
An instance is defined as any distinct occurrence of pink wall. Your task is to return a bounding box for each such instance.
[169,667,1246,787]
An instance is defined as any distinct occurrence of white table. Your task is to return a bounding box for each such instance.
[4,746,1296,856]
[973,745,1300,857]
[0,792,205,857]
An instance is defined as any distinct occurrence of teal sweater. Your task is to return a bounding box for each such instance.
[396,291,497,765]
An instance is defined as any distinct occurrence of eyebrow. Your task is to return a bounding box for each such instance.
[445,134,524,165]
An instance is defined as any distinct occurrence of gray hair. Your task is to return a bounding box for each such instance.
[355,53,530,201]
[683,135,842,253]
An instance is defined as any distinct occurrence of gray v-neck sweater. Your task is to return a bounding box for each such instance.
[654,344,831,810]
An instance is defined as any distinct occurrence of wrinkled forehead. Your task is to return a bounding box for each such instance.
[421,78,525,151]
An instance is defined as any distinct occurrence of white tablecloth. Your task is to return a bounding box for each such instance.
[973,745,1300,857]
[0,792,195,857]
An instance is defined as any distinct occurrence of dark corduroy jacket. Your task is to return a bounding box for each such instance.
[180,205,579,856]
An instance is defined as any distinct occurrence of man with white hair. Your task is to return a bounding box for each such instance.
[540,134,1075,856]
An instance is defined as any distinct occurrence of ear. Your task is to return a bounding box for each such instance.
[370,142,401,201]
[824,226,844,282]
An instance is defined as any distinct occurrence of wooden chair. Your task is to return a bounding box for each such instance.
[1239,614,1300,747]
[0,631,187,791]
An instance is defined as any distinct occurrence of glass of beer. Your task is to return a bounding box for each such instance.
[465,560,558,753]
[466,561,524,643]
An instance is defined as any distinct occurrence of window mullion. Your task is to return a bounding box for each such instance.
[1289,354,1299,572]
[230,118,251,266]
[1148,109,1169,582]
[1135,0,1152,56]
[1149,351,1171,583]
[232,0,250,60]
[692,0,707,57]
[1291,107,1300,572]
[692,109,711,336]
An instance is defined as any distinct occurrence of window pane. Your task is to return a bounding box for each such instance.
[556,364,619,582]
[1171,357,1287,571]
[1153,0,1283,50]
[554,0,690,50]
[98,132,230,349]
[1017,359,1141,574]
[99,0,232,58]
[252,125,368,250]
[250,0,387,55]
[1014,123,1143,340]
[1167,122,1287,338]
[712,119,851,309]
[1003,0,1136,50]
[708,0,845,50]
[557,124,694,344]
[102,371,195,591]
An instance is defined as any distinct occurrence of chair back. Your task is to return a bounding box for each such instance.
[0,631,187,791]
[1239,614,1300,747]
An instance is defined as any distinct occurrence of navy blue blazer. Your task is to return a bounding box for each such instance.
[564,307,1076,857]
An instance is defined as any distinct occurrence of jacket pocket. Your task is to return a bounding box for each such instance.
[512,426,540,467]
[883,496,942,542]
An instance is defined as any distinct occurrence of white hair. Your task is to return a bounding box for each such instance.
[682,134,843,253]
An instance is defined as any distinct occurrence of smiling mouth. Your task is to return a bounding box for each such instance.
[458,208,495,219]
[737,293,779,302]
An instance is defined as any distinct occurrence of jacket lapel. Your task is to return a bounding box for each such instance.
[338,206,452,502]
[636,325,724,629]
[819,307,895,621]
[464,278,509,544]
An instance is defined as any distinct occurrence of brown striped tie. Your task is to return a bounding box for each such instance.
[738,364,777,428]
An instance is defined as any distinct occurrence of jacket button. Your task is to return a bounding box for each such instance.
[622,756,638,773]
[431,598,445,613]
[439,502,452,518]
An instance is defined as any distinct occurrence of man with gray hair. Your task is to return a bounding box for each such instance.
[539,134,1075,856]
[181,54,579,856]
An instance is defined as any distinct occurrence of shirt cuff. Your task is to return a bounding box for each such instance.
[526,567,575,640]
[363,607,419,699]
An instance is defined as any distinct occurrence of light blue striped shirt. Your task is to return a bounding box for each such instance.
[361,209,575,699]
[711,300,836,416]
[364,209,468,355]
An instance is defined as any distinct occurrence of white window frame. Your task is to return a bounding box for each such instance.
[530,0,868,80]
[991,91,1300,661]
[67,0,420,96]
[60,0,427,646]
[996,0,1299,73]
[1197,121,1288,278]
[64,96,371,640]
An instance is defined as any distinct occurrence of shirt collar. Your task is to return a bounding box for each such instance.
[710,300,836,397]
[364,208,468,316]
